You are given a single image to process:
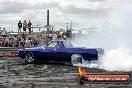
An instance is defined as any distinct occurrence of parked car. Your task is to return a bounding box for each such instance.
[18,40,104,65]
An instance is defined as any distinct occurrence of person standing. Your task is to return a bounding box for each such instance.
[28,20,32,34]
[23,20,27,33]
[1,28,7,37]
[18,20,22,34]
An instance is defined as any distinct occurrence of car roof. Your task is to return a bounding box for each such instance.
[51,40,66,42]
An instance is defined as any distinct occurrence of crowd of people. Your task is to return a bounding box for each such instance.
[18,20,32,34]
[0,29,71,48]
[0,35,38,48]
[40,28,72,45]
[43,31,68,45]
[0,19,72,48]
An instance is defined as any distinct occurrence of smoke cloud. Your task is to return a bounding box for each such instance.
[72,0,132,71]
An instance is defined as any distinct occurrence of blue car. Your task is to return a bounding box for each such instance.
[18,40,104,65]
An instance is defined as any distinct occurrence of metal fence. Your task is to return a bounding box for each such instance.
[0,47,21,52]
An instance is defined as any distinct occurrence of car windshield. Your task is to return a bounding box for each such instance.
[45,41,59,48]
[63,41,74,48]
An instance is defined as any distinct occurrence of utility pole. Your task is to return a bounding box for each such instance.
[66,23,69,30]
[70,20,72,30]
[47,10,49,35]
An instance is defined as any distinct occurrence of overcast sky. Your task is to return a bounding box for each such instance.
[0,0,113,32]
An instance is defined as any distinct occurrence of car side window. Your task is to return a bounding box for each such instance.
[46,42,59,48]
[63,41,73,48]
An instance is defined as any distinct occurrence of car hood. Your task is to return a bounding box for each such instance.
[19,46,43,51]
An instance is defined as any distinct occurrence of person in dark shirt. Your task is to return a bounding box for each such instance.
[44,36,50,45]
[22,33,26,40]
[28,20,32,34]
[33,39,38,46]
[32,37,38,46]
[20,38,25,47]
[18,20,22,33]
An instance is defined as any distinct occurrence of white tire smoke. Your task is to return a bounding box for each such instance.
[71,0,132,71]
[99,48,132,71]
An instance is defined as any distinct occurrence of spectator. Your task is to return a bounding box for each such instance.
[53,34,57,40]
[23,20,27,33]
[17,36,21,47]
[49,31,53,40]
[28,20,32,34]
[44,36,50,45]
[32,37,38,46]
[18,20,22,33]
[13,38,19,47]
[62,33,67,40]
[25,38,31,48]
[9,39,14,47]
[20,38,25,47]
[56,32,61,39]
[1,28,7,37]
[22,33,26,40]
[4,38,9,47]
[0,38,3,46]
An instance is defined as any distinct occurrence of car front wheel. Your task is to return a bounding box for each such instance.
[24,52,35,64]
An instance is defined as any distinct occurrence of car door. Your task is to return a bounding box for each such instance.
[41,41,60,61]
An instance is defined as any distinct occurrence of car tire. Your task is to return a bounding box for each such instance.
[71,54,83,66]
[24,52,35,64]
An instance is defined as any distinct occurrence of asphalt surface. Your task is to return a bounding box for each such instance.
[0,57,131,88]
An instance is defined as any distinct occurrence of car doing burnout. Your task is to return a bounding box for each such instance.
[18,40,104,65]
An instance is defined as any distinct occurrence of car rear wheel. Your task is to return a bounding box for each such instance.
[71,54,83,66]
[24,52,35,64]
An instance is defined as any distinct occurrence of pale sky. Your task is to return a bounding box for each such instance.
[0,0,116,32]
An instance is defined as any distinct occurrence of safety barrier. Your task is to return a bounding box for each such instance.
[0,53,18,57]
[0,47,21,57]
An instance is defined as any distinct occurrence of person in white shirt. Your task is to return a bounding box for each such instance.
[1,28,7,37]
[25,38,31,47]
[23,20,27,33]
